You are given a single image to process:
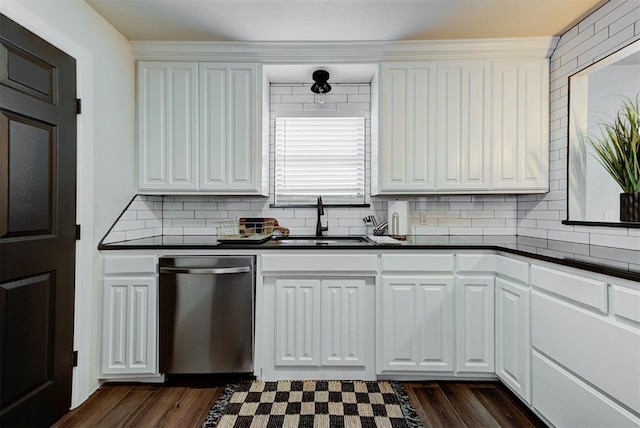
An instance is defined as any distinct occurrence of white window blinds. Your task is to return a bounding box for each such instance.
[275,117,365,205]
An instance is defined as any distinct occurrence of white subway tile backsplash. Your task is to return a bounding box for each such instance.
[125,229,154,241]
[145,219,162,229]
[438,219,472,227]
[194,210,230,219]
[472,219,506,227]
[112,219,146,231]
[450,227,483,235]
[183,202,218,210]
[590,234,640,250]
[163,210,195,219]
[103,231,126,244]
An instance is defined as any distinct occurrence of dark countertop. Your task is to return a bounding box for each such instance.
[99,234,640,282]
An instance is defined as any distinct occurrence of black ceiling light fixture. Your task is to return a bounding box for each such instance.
[311,69,331,104]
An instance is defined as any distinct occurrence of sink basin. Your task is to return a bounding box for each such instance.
[269,236,375,246]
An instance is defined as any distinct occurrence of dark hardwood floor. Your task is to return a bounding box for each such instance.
[52,378,546,428]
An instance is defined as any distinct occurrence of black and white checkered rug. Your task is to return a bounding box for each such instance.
[203,380,423,428]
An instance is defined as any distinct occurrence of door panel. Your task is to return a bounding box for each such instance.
[0,112,55,237]
[0,13,76,427]
[0,39,56,103]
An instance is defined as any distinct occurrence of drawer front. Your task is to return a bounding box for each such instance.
[531,265,607,313]
[104,256,158,275]
[495,256,529,284]
[532,291,640,413]
[612,285,640,324]
[456,254,495,273]
[532,351,640,427]
[261,254,378,273]
[381,254,454,273]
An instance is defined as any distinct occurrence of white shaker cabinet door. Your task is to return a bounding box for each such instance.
[101,276,158,376]
[492,60,549,191]
[378,63,437,193]
[495,277,531,403]
[274,278,321,367]
[380,276,454,372]
[199,63,260,193]
[456,276,495,373]
[137,62,198,190]
[436,62,491,190]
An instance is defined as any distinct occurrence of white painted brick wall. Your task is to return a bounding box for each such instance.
[517,0,640,253]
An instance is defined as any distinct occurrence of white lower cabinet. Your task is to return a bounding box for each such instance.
[263,274,375,380]
[532,351,639,427]
[101,255,158,377]
[321,279,370,367]
[274,278,321,366]
[495,277,530,403]
[101,276,157,376]
[530,263,640,426]
[380,276,455,372]
[456,276,494,373]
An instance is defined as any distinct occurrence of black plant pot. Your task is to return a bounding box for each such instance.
[620,192,640,222]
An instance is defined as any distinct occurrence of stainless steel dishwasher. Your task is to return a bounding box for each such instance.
[158,256,255,374]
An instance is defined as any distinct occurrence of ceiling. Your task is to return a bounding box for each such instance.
[85,0,607,43]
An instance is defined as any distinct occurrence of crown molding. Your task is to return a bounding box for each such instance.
[131,37,559,62]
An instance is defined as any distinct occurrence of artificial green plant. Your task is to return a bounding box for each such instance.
[587,95,640,193]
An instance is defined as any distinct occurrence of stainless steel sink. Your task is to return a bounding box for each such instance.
[269,236,375,246]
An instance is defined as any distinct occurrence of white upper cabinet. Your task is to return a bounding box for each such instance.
[437,62,491,190]
[138,62,198,190]
[199,63,259,191]
[379,63,437,192]
[492,61,549,191]
[376,59,549,194]
[137,61,266,194]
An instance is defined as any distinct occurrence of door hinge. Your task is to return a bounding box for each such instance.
[72,350,78,367]
[75,224,81,240]
[76,98,82,114]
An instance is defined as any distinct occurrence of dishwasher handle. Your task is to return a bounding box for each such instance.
[159,266,251,275]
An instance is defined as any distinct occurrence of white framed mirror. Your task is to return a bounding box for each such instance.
[566,39,640,225]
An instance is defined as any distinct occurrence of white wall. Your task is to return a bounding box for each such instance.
[517,0,640,261]
[0,0,136,408]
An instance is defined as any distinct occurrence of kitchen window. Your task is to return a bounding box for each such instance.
[274,116,366,205]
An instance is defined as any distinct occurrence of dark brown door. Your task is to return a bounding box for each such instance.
[0,13,77,427]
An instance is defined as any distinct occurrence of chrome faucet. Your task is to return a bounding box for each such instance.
[315,196,328,237]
